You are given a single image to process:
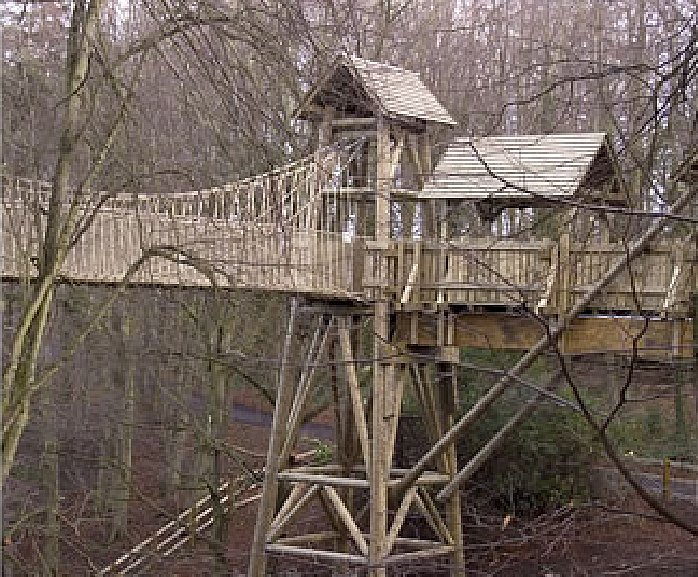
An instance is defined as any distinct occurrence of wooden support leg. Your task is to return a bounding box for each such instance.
[248,298,298,577]
[280,316,331,464]
[371,302,389,576]
[339,317,371,474]
[385,364,405,472]
[436,348,465,577]
[691,294,698,461]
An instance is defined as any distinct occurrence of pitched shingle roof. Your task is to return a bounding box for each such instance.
[297,55,456,126]
[420,133,615,200]
[348,57,456,125]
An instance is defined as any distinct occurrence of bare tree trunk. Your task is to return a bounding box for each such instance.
[111,304,133,540]
[2,0,103,485]
[42,438,58,576]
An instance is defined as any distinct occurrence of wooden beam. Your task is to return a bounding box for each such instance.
[435,351,465,576]
[270,483,306,529]
[281,317,332,464]
[413,491,442,540]
[376,115,391,239]
[338,318,371,474]
[535,244,558,314]
[275,531,339,545]
[437,370,563,502]
[416,488,453,545]
[397,178,698,493]
[371,301,390,576]
[390,131,405,180]
[396,313,694,359]
[385,364,405,472]
[264,543,367,564]
[401,263,419,304]
[277,471,370,488]
[332,117,377,127]
[266,484,320,542]
[323,486,369,556]
[384,486,418,554]
[406,134,423,188]
[382,545,455,565]
[249,298,299,577]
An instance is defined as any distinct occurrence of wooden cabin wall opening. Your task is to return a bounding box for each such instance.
[442,200,614,244]
[310,106,446,242]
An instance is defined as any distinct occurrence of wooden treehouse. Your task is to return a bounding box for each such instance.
[2,55,698,575]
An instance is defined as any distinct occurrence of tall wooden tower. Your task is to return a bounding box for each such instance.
[248,56,465,575]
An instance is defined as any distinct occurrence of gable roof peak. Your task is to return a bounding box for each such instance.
[297,55,456,127]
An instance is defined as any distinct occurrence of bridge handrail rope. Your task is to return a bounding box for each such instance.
[2,138,367,295]
[2,138,364,227]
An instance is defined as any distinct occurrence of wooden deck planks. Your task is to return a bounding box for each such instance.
[1,182,693,316]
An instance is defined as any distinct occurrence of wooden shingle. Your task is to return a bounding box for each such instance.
[420,133,623,206]
[296,55,456,127]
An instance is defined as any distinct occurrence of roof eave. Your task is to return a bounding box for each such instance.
[292,54,386,122]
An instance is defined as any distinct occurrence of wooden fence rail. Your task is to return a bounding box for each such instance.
[2,178,694,313]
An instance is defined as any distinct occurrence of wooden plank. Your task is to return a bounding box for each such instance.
[338,318,371,473]
[264,543,367,564]
[323,486,369,556]
[384,486,417,553]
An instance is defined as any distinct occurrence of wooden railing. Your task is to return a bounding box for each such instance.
[1,147,343,228]
[2,175,694,313]
[1,146,365,298]
[364,238,695,316]
[2,200,365,297]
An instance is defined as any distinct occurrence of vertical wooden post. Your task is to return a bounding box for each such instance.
[376,116,391,240]
[368,111,394,575]
[249,298,298,577]
[558,211,573,352]
[436,347,465,577]
[418,132,436,239]
[371,302,389,577]
[673,319,688,458]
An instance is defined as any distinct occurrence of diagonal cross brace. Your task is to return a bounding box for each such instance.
[396,178,698,493]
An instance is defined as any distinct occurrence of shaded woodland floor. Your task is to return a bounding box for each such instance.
[5,406,698,576]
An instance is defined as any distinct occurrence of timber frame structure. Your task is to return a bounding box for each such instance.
[2,55,698,575]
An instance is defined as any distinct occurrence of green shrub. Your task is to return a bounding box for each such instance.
[454,349,598,517]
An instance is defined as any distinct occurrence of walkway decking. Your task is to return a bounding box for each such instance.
[2,173,695,317]
[3,196,693,317]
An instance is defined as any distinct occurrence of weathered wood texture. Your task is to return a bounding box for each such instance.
[2,181,695,316]
[395,313,694,358]
[366,239,695,316]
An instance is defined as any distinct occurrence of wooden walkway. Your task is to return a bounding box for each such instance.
[2,158,695,317]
